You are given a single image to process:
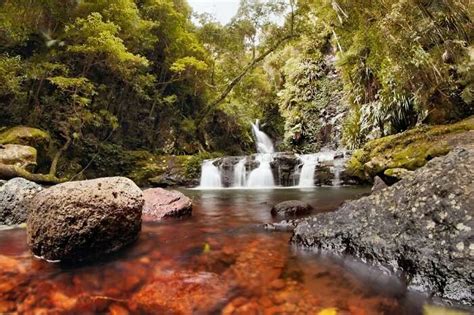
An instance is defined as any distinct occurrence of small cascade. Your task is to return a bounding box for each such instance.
[247,154,275,188]
[251,120,274,154]
[246,120,276,187]
[233,158,247,187]
[298,155,319,187]
[199,160,222,188]
[332,157,345,186]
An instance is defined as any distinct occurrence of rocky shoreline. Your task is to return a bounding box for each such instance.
[291,147,474,306]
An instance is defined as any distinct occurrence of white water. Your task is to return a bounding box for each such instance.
[247,154,275,188]
[197,119,347,189]
[251,120,274,154]
[246,120,275,187]
[233,158,247,187]
[298,151,344,187]
[199,160,222,188]
[332,157,345,186]
[298,155,319,187]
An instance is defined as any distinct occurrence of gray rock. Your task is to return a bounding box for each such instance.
[0,180,6,187]
[27,177,143,262]
[292,147,474,305]
[371,176,388,192]
[0,177,42,225]
[384,167,415,182]
[271,200,313,219]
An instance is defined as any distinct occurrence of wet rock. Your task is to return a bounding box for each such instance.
[292,147,474,305]
[0,178,42,225]
[264,219,301,232]
[272,153,300,186]
[371,176,388,192]
[142,188,192,221]
[314,165,333,186]
[271,200,312,219]
[27,177,143,262]
[0,144,37,171]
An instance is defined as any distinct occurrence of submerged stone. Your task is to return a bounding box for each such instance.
[27,177,143,262]
[271,200,313,219]
[293,147,474,306]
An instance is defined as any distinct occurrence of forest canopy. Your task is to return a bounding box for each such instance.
[0,0,472,175]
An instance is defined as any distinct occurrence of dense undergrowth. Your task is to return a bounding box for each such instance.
[0,0,472,180]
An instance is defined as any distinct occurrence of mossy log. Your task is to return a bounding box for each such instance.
[0,164,62,184]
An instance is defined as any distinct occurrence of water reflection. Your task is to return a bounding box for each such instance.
[0,186,432,314]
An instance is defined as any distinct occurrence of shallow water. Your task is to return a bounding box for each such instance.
[0,187,432,314]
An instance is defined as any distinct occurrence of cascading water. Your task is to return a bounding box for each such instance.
[297,151,346,187]
[199,160,222,188]
[246,120,275,188]
[298,155,319,187]
[251,120,274,154]
[332,157,345,186]
[246,154,275,188]
[197,119,349,189]
[233,158,247,187]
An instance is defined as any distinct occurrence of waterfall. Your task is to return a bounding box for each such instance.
[298,151,345,187]
[298,154,318,187]
[199,160,222,188]
[246,120,276,187]
[332,157,345,186]
[251,120,274,154]
[233,158,247,187]
[247,154,275,188]
[196,120,354,189]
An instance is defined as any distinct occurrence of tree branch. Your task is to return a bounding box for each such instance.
[0,164,62,184]
[198,34,297,124]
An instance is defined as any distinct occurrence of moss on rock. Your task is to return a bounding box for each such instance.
[0,126,50,148]
[346,116,474,181]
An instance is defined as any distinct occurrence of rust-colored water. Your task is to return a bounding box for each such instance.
[0,187,426,314]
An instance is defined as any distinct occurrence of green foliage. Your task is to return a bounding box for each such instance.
[0,55,23,96]
[1,0,471,180]
[0,0,211,169]
[307,0,473,148]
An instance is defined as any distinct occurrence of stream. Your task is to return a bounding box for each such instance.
[0,186,432,314]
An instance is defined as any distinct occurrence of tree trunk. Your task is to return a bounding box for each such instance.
[49,136,72,177]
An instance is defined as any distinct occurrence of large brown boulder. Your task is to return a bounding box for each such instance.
[27,177,143,262]
[142,188,192,221]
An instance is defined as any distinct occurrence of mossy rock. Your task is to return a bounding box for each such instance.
[346,116,474,181]
[0,126,50,149]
